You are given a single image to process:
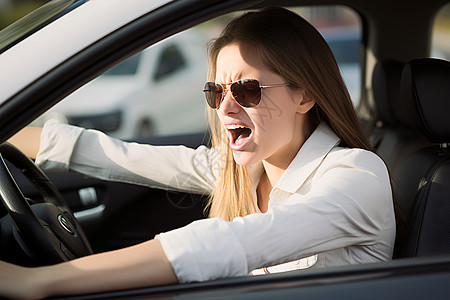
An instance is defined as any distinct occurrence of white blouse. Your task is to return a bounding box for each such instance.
[36,121,396,283]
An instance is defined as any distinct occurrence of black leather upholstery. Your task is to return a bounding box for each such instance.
[405,155,450,256]
[372,60,404,126]
[393,58,450,258]
[400,58,450,143]
[370,60,429,174]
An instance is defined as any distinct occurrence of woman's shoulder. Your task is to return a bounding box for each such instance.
[318,146,393,211]
[326,146,389,175]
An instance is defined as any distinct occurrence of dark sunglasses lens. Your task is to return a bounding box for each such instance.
[243,80,261,107]
[203,82,222,108]
[231,80,261,107]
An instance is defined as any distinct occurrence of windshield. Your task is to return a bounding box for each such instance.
[0,0,87,54]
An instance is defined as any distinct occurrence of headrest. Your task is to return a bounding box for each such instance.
[401,58,450,143]
[372,60,404,126]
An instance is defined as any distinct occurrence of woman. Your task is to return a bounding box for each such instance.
[1,7,395,299]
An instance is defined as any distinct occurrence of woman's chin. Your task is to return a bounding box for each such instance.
[232,150,259,166]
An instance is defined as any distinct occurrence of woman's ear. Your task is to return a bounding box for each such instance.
[296,89,315,114]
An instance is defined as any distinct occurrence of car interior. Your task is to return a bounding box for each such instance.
[0,0,450,297]
[372,58,450,258]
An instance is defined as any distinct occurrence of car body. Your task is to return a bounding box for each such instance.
[0,0,450,299]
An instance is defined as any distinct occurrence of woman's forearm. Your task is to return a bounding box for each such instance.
[5,239,177,299]
[7,127,43,160]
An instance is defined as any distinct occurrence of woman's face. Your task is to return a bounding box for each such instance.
[215,42,314,168]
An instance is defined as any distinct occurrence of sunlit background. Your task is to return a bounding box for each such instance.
[0,0,46,30]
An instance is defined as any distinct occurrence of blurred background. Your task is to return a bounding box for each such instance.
[1,1,449,140]
[0,0,46,30]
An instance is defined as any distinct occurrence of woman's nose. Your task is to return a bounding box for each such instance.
[218,89,241,114]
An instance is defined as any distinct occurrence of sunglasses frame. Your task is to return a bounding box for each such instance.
[203,79,291,109]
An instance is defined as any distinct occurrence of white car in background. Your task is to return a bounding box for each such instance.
[39,28,209,139]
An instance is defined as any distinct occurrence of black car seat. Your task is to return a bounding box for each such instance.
[371,60,408,163]
[371,60,430,173]
[371,60,404,146]
[370,60,429,244]
[392,58,450,258]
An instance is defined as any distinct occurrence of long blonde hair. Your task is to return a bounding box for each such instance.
[206,7,372,221]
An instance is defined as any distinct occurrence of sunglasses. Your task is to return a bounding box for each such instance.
[202,79,290,109]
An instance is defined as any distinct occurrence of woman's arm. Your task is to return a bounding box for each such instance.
[156,149,395,283]
[0,239,177,299]
[37,122,217,193]
[7,127,43,160]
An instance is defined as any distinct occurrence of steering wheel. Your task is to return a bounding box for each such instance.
[0,143,92,264]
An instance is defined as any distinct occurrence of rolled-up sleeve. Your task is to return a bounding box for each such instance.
[36,120,84,172]
[157,218,248,281]
[36,121,218,194]
[156,149,395,282]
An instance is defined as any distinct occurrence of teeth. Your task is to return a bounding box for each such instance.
[226,124,247,130]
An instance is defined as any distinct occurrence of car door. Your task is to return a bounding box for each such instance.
[1,1,217,254]
[6,131,209,253]
[2,1,365,255]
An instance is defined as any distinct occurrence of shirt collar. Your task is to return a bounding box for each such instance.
[275,123,340,193]
[246,123,340,211]
[248,123,340,195]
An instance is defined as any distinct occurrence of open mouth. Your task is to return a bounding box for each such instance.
[226,124,252,146]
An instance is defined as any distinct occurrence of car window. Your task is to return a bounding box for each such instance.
[297,6,362,107]
[327,34,360,64]
[431,3,450,60]
[34,28,209,140]
[153,44,187,81]
[34,5,362,140]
